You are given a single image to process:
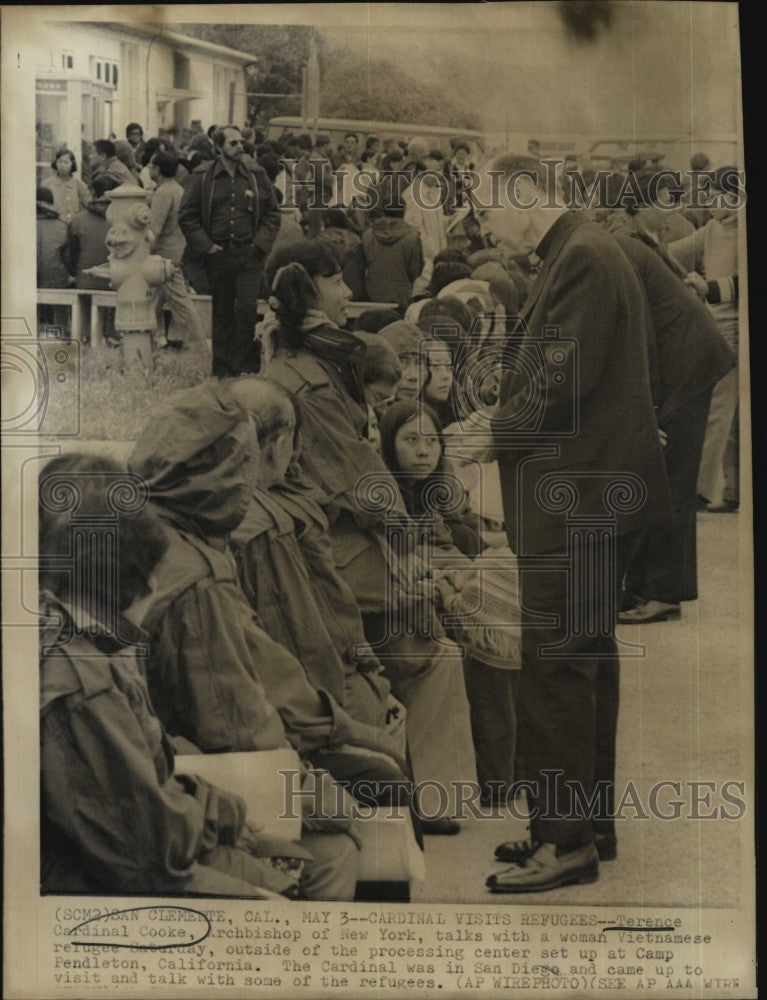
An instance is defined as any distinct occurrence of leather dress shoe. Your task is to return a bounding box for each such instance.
[495,832,617,864]
[703,500,739,513]
[618,600,680,624]
[486,842,599,893]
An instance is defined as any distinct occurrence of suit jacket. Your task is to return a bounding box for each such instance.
[492,212,672,556]
[614,234,736,425]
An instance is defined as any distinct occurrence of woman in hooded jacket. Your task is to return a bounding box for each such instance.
[264,239,477,831]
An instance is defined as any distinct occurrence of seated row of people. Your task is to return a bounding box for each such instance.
[40,243,526,899]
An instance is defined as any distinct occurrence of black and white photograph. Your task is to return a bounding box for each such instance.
[2,3,755,998]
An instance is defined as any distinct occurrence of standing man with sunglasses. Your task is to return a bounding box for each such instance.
[179,125,281,376]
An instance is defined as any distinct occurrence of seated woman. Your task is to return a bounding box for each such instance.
[263,238,477,831]
[417,330,471,429]
[379,401,519,806]
[38,453,351,900]
[230,376,404,747]
[378,320,428,401]
[358,332,401,452]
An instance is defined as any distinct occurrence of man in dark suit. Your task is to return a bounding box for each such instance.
[473,155,673,892]
[614,234,736,624]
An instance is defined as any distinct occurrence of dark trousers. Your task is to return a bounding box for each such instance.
[205,244,263,377]
[517,532,637,848]
[463,656,517,793]
[624,389,712,604]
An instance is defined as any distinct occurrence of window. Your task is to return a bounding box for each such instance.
[62,52,74,70]
[93,58,119,88]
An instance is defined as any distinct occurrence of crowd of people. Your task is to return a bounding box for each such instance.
[38,118,741,899]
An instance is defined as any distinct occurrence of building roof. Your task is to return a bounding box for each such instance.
[71,22,257,65]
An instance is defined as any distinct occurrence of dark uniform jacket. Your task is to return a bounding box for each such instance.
[178,157,281,259]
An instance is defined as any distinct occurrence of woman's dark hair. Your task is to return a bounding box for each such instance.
[140,137,166,168]
[420,295,473,330]
[153,150,179,178]
[352,308,402,333]
[322,208,353,230]
[91,174,121,199]
[39,453,168,614]
[428,261,473,296]
[433,247,467,268]
[379,399,444,477]
[50,147,79,173]
[93,139,116,159]
[266,239,341,347]
[417,298,472,367]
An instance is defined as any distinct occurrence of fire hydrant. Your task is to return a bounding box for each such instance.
[89,184,173,369]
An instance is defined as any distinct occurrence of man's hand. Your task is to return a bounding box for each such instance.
[207,243,223,255]
[684,271,708,300]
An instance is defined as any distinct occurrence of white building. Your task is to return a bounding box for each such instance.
[35,21,255,170]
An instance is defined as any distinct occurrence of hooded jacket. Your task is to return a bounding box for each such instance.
[362,217,423,311]
[266,322,435,621]
[128,381,401,762]
[65,199,111,289]
[231,478,390,731]
[40,592,304,897]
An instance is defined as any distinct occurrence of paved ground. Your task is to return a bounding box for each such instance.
[412,510,752,906]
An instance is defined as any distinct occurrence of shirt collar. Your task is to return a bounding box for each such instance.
[213,156,248,179]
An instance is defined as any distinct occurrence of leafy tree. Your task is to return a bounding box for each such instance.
[174,24,479,131]
[319,48,480,129]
